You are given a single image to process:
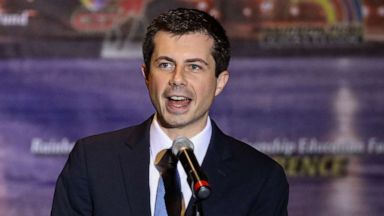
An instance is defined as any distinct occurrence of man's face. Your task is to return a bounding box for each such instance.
[142,31,228,138]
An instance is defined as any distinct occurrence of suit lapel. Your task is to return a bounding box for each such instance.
[186,120,233,215]
[202,121,233,197]
[118,118,232,215]
[119,118,152,216]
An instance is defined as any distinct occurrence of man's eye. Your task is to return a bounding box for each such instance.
[188,64,202,71]
[158,62,174,70]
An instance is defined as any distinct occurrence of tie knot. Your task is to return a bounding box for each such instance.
[154,149,184,216]
[155,149,178,173]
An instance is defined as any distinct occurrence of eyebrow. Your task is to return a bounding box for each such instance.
[185,58,209,66]
[154,56,209,66]
[154,56,175,64]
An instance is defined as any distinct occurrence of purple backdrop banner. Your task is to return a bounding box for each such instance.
[1,0,384,215]
[1,0,384,57]
[1,57,384,215]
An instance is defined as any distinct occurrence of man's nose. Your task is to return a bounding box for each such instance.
[169,67,187,86]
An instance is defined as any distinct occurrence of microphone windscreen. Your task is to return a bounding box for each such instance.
[172,136,194,156]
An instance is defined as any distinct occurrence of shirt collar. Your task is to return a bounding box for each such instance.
[149,115,212,164]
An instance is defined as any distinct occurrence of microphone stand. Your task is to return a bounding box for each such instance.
[191,198,204,216]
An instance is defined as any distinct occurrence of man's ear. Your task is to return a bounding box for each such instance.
[215,71,229,96]
[141,64,149,84]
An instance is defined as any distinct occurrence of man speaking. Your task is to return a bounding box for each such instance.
[51,8,289,216]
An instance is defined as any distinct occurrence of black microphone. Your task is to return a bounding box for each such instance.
[172,137,211,200]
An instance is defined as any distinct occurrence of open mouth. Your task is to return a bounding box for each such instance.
[167,95,192,110]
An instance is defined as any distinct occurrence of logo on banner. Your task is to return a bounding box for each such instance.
[80,0,108,12]
[71,0,145,33]
[224,0,364,47]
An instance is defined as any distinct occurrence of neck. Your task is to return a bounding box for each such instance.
[155,115,209,140]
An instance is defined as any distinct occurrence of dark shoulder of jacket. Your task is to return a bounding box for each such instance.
[218,129,285,175]
[73,117,152,151]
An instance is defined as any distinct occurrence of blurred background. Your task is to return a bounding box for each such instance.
[0,0,383,215]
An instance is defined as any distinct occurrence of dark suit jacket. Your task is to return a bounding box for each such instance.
[51,117,289,216]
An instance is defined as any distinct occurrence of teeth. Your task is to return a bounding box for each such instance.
[170,96,188,101]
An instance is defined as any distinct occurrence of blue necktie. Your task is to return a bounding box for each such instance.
[154,177,167,215]
[154,149,183,216]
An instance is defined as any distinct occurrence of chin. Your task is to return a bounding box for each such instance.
[165,119,189,128]
[157,115,187,128]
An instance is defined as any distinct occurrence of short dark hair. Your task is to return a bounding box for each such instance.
[142,8,231,77]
